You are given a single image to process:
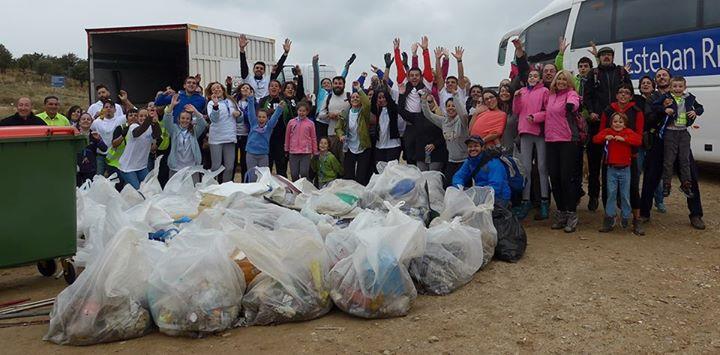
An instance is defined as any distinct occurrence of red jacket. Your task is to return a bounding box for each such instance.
[592,128,642,166]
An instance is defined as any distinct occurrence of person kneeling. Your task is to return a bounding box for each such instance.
[452,136,511,207]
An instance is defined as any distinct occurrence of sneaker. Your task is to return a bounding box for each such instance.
[588,197,599,212]
[680,181,695,199]
[621,218,629,229]
[599,216,615,233]
[564,212,578,233]
[655,203,667,213]
[690,216,706,230]
[663,183,671,197]
[632,219,646,236]
[535,199,550,221]
[551,210,567,230]
[516,200,532,220]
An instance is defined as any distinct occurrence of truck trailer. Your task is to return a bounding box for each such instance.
[85,24,275,105]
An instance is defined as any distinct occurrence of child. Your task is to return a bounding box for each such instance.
[90,99,126,176]
[75,112,107,186]
[592,112,642,234]
[652,76,703,199]
[285,101,318,181]
[164,94,208,177]
[311,137,343,188]
[245,99,284,182]
[118,108,161,189]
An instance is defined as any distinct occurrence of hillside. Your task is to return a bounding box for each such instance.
[0,70,87,118]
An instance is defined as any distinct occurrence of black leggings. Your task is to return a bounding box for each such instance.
[344,149,372,185]
[547,142,579,212]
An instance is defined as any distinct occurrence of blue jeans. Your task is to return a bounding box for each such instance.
[120,168,149,190]
[96,154,107,176]
[606,166,631,219]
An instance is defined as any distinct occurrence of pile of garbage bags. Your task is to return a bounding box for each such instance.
[46,161,524,346]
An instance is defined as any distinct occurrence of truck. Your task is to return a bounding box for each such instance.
[85,24,275,105]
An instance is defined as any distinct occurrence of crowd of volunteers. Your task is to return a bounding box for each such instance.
[1,35,707,233]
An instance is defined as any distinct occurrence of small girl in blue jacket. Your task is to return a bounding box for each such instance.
[245,100,285,182]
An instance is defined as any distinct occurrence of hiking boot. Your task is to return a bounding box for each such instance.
[632,218,646,236]
[535,199,550,221]
[599,216,615,233]
[690,216,706,230]
[655,202,667,213]
[588,197,599,212]
[621,218,629,229]
[515,200,532,220]
[564,212,578,233]
[551,210,567,230]
[680,181,695,199]
[663,182,671,197]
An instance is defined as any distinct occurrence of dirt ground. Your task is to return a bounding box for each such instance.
[1,167,719,354]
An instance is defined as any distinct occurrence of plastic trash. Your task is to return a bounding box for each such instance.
[147,229,245,337]
[434,187,497,268]
[329,202,426,318]
[229,209,332,326]
[492,204,527,262]
[44,228,164,345]
[409,218,484,295]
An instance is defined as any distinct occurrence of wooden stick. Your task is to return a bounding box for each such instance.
[0,309,51,320]
[0,319,50,328]
[0,299,54,315]
[0,298,30,308]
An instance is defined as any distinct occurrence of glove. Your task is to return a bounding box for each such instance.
[565,103,575,113]
[345,53,356,68]
[384,53,393,68]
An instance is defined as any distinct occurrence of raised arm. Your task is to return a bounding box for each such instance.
[270,38,291,80]
[312,54,320,96]
[239,34,249,79]
[434,47,445,90]
[421,95,445,128]
[246,97,258,127]
[420,36,434,84]
[132,114,153,138]
[342,53,356,80]
[393,38,407,84]
[454,47,465,87]
[268,101,285,130]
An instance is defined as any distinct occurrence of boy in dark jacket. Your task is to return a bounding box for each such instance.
[652,76,703,198]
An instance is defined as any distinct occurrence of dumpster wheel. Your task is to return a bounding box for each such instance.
[37,260,57,277]
[61,259,77,285]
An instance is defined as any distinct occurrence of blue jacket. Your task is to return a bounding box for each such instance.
[245,101,283,155]
[155,90,207,122]
[163,110,207,171]
[651,92,704,128]
[452,152,511,202]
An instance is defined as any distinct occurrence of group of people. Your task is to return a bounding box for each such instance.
[0,35,707,234]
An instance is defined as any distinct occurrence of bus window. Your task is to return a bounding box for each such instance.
[615,0,698,41]
[572,0,613,48]
[704,1,720,28]
[523,10,570,63]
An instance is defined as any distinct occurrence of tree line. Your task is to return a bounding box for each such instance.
[0,43,89,85]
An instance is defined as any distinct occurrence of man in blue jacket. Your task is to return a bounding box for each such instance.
[452,136,511,207]
[154,76,207,122]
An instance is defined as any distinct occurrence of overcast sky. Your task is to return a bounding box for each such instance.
[3,0,552,87]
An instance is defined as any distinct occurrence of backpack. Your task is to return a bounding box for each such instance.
[566,99,588,144]
[470,146,526,196]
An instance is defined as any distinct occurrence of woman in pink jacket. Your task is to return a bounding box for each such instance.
[285,101,318,181]
[512,69,550,220]
[528,70,581,233]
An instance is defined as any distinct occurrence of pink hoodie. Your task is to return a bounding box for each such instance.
[531,89,580,143]
[285,117,318,154]
[512,83,549,136]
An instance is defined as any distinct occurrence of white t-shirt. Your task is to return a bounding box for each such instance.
[87,101,124,120]
[119,123,154,173]
[244,77,270,100]
[320,94,351,136]
[90,115,126,154]
[346,110,363,154]
[376,108,401,150]
[438,87,467,115]
[402,78,433,113]
[208,99,238,145]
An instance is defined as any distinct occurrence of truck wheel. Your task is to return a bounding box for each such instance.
[37,260,57,277]
[62,259,77,284]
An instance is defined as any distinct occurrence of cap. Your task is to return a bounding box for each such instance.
[465,136,485,146]
[598,46,615,55]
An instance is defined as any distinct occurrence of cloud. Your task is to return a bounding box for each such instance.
[2,0,552,88]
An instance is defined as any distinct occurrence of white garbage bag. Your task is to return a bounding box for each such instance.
[409,217,484,295]
[329,202,426,318]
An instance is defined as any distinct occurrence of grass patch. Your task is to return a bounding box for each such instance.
[0,69,87,117]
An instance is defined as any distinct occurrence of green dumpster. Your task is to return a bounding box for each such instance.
[0,126,86,276]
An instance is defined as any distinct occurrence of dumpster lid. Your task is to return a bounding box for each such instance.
[0,126,79,139]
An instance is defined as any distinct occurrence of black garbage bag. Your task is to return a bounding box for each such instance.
[492,204,527,262]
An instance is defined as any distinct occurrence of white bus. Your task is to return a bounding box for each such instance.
[498,0,720,163]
